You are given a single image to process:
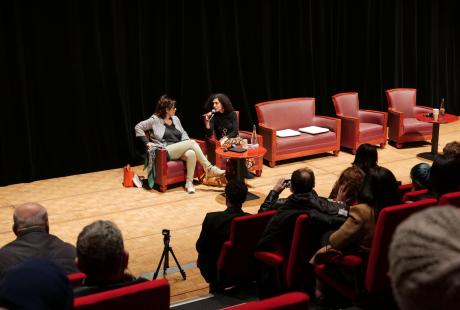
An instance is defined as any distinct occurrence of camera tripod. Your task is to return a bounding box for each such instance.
[153,229,186,280]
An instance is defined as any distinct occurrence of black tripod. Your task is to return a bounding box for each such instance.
[153,229,186,280]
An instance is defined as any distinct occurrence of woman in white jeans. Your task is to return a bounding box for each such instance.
[135,95,225,193]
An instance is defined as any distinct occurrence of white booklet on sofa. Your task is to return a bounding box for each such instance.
[276,129,301,137]
[298,126,330,135]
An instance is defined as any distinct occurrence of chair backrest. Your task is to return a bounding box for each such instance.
[68,272,87,288]
[332,92,359,118]
[397,183,414,201]
[255,98,316,130]
[439,191,460,207]
[223,292,310,309]
[365,198,437,294]
[385,88,417,118]
[402,189,429,202]
[74,279,170,310]
[285,214,315,289]
[227,210,277,251]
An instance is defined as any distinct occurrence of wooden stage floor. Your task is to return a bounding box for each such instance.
[1,121,458,303]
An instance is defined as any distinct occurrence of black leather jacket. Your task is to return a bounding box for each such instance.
[258,190,345,215]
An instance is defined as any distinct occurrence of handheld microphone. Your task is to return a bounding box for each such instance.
[208,109,216,121]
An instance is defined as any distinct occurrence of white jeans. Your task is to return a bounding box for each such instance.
[166,140,211,182]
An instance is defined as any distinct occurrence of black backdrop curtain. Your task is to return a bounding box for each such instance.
[1,0,459,186]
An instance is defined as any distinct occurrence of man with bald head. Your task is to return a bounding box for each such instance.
[0,202,78,279]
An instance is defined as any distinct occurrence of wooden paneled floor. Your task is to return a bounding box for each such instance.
[1,121,459,303]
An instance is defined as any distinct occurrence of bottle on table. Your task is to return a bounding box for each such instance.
[250,125,259,149]
[440,98,445,116]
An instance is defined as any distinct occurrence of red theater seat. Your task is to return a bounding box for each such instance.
[314,198,437,303]
[223,292,310,309]
[439,191,460,207]
[74,279,170,310]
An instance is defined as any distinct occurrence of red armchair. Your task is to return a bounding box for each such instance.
[332,92,387,154]
[255,98,341,167]
[314,198,437,304]
[205,111,264,176]
[212,211,276,289]
[385,88,433,148]
[74,279,170,310]
[144,131,206,192]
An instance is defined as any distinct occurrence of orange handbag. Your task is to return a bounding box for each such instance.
[123,165,134,187]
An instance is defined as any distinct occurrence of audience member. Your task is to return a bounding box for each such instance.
[410,162,431,191]
[196,180,249,292]
[257,168,348,252]
[389,206,460,310]
[328,166,365,206]
[443,140,460,159]
[311,166,401,263]
[352,143,378,175]
[0,258,73,310]
[429,154,460,199]
[74,220,145,297]
[0,202,78,280]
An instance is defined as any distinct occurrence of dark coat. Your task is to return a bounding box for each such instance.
[257,191,347,252]
[0,228,78,280]
[196,207,249,284]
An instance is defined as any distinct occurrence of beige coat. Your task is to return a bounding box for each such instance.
[310,203,375,264]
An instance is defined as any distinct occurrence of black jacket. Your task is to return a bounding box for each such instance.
[257,191,347,252]
[0,228,78,280]
[196,207,249,284]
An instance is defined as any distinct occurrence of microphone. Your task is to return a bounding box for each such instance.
[208,109,216,121]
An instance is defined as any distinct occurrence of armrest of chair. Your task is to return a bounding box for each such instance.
[388,108,403,128]
[312,116,340,132]
[155,148,169,179]
[254,251,285,267]
[359,110,387,125]
[258,123,276,151]
[414,106,432,114]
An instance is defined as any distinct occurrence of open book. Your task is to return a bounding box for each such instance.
[276,129,301,138]
[298,126,330,135]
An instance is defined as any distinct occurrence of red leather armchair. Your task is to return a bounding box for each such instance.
[144,132,206,192]
[205,111,264,176]
[385,88,432,148]
[332,92,387,154]
[255,98,341,167]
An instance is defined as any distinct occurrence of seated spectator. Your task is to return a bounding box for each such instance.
[410,163,431,191]
[257,168,348,252]
[443,140,460,159]
[196,180,249,292]
[0,202,78,280]
[429,154,460,199]
[311,166,401,263]
[329,166,365,206]
[74,220,145,297]
[389,206,460,310]
[352,143,378,175]
[0,258,73,310]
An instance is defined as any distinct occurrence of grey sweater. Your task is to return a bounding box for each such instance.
[134,114,190,148]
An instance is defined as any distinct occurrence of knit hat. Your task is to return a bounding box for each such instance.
[389,206,460,310]
[410,163,431,190]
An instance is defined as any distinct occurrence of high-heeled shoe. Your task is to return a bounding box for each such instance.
[206,165,225,177]
[185,180,196,194]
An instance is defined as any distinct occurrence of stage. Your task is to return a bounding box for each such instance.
[0,120,458,303]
